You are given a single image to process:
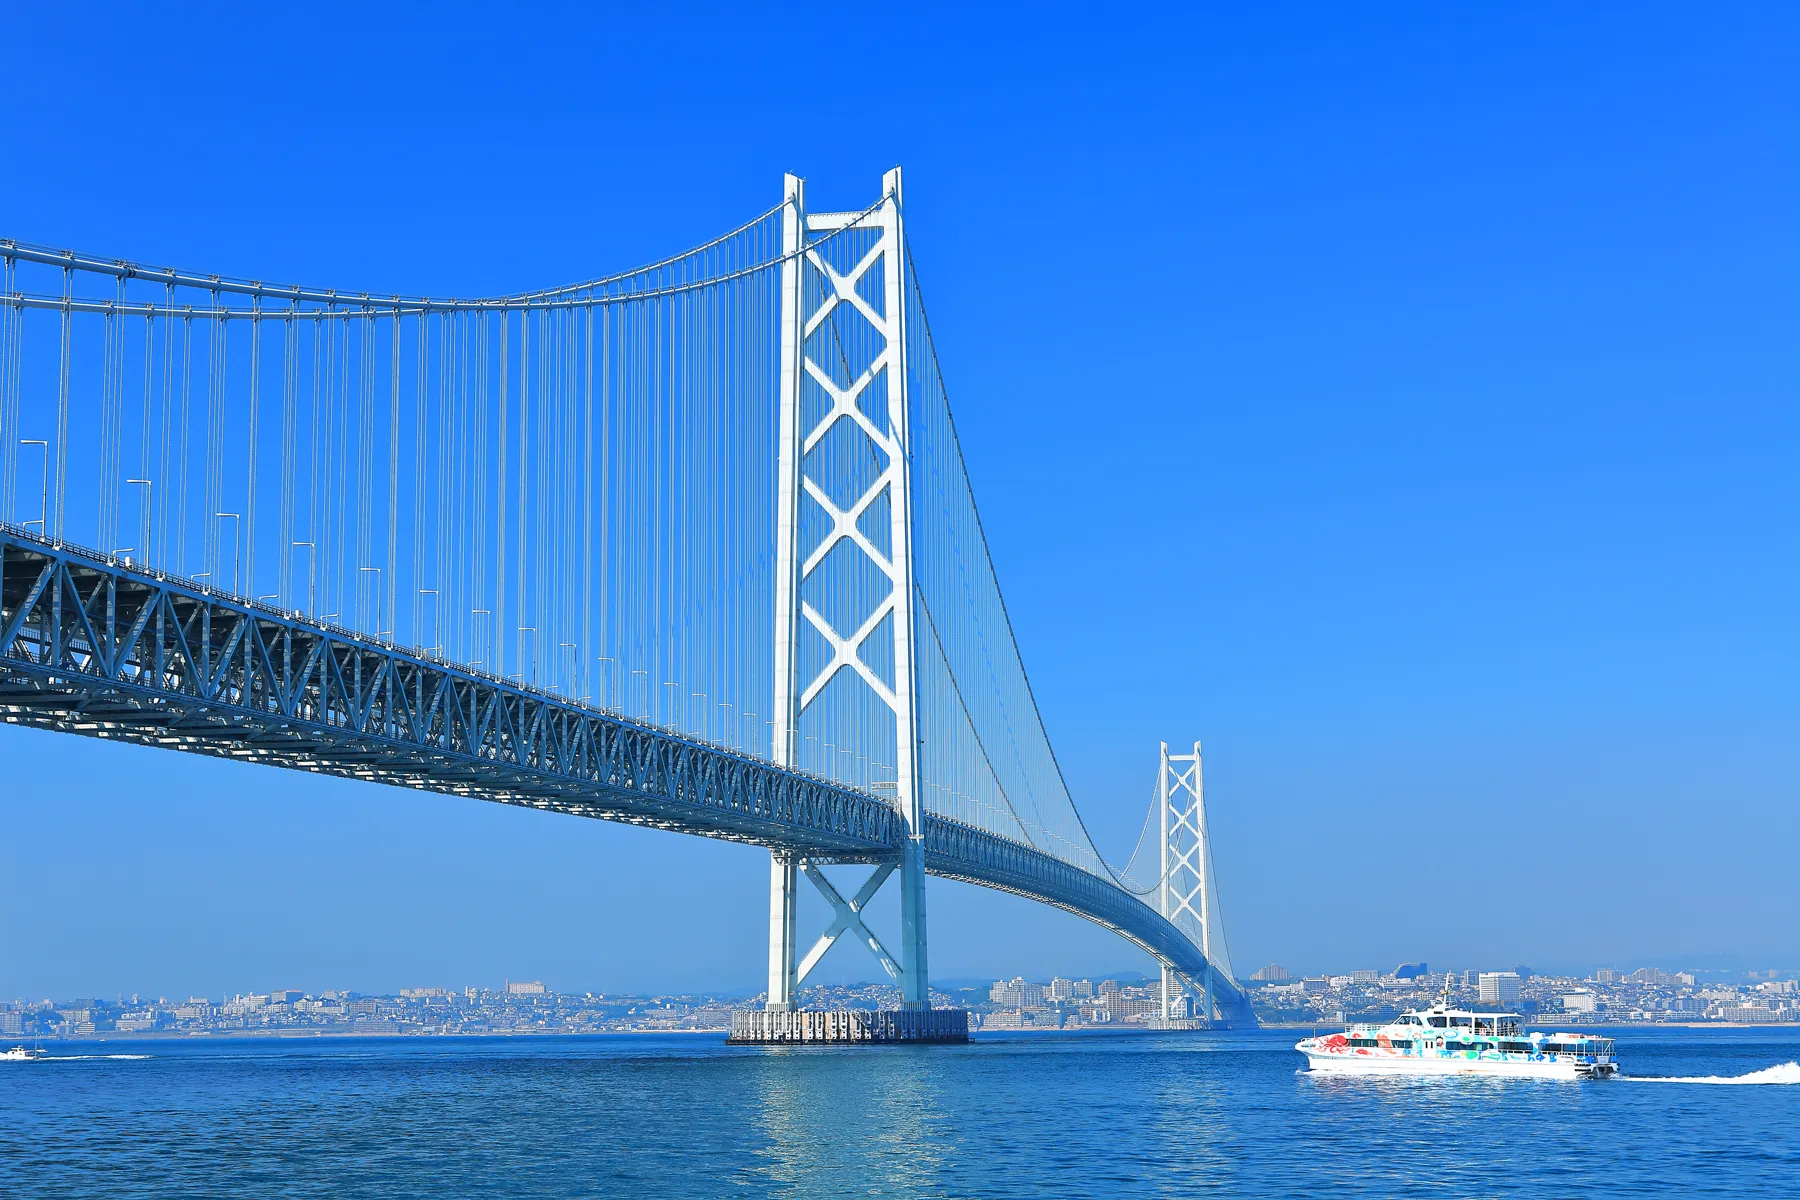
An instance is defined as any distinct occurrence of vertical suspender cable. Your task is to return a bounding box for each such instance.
[388,306,401,643]
[157,283,174,567]
[177,313,192,576]
[279,304,297,608]
[245,296,261,596]
[495,310,508,678]
[517,308,529,680]
[0,254,16,527]
[53,265,72,545]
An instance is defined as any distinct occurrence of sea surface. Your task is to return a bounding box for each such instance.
[3,1025,1796,1197]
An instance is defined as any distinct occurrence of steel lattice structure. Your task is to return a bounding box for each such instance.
[0,172,1257,1027]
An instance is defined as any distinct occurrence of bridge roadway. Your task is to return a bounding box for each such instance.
[0,527,1254,1025]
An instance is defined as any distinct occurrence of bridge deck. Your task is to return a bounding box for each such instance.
[0,528,1253,1025]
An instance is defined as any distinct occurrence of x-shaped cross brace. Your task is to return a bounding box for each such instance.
[795,860,903,985]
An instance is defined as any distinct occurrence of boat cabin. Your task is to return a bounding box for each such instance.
[1392,1008,1521,1036]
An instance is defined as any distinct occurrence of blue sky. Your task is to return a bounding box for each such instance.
[2,2,1795,999]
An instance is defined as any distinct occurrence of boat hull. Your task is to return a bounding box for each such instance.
[1301,1050,1611,1080]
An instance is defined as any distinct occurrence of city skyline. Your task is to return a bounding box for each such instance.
[13,957,1797,1043]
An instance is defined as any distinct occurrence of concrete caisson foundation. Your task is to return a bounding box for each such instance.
[729,1009,969,1044]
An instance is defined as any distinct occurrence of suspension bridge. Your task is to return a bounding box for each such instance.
[0,170,1255,1035]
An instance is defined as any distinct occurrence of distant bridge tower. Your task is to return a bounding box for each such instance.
[767,169,931,1012]
[1159,740,1216,1022]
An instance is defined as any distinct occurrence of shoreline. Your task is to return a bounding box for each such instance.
[22,1019,1798,1044]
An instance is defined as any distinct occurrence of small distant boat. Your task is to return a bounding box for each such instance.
[1,1044,47,1062]
[1296,982,1618,1080]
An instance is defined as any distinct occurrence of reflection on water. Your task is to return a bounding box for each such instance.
[751,1044,955,1195]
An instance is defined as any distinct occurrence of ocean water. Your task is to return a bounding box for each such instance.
[2,1025,1796,1197]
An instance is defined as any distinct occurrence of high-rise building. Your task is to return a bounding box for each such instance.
[1351,970,1379,984]
[504,980,546,996]
[1250,964,1291,983]
[1479,972,1521,1005]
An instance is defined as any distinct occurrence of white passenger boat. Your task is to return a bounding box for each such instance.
[1296,989,1618,1080]
[0,1044,47,1062]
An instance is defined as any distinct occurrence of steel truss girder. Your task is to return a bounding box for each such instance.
[0,529,900,856]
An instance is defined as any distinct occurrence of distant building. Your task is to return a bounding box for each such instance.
[1595,969,1621,984]
[1629,968,1671,987]
[1561,992,1597,1013]
[1392,962,1428,980]
[1250,964,1290,983]
[505,981,547,996]
[1302,977,1328,995]
[1479,972,1521,1006]
[1112,997,1160,1021]
[269,989,305,1004]
[1350,970,1379,984]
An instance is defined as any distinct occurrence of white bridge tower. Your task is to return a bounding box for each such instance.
[766,169,931,1015]
[1159,740,1218,1024]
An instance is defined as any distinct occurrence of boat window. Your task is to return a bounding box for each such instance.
[1389,1040,1414,1050]
[1444,1040,1474,1051]
[1451,1016,1473,1027]
[1499,1040,1533,1053]
[1427,1016,1448,1028]
[1348,1037,1380,1048]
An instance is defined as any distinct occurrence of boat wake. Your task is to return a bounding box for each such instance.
[39,1054,154,1062]
[1628,1061,1800,1085]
